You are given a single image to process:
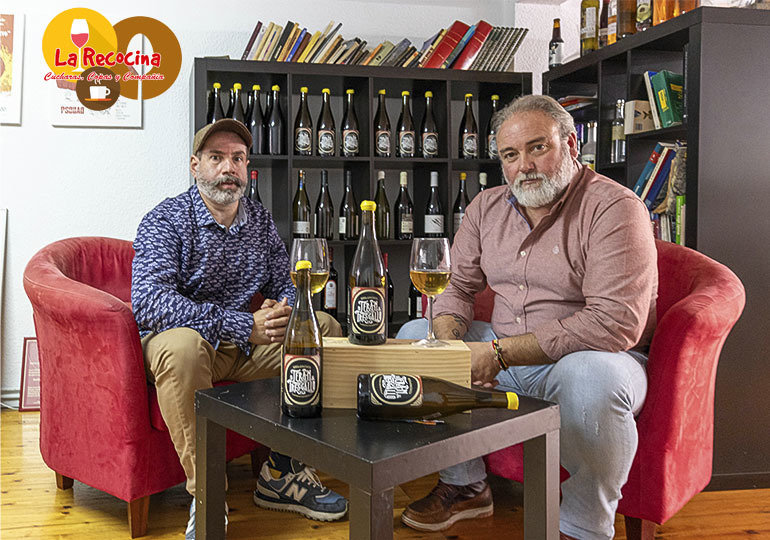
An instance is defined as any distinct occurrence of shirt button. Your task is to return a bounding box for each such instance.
[516,316,522,324]
[520,250,526,257]
[519,284,525,291]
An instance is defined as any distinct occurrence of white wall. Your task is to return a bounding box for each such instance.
[0,0,525,402]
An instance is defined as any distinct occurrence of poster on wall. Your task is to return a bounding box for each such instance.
[0,13,24,125]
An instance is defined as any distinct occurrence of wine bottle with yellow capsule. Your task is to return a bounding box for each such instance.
[348,200,387,345]
[357,374,519,420]
[282,260,322,418]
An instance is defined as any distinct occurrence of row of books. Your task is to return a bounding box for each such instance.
[239,19,528,71]
[642,69,685,130]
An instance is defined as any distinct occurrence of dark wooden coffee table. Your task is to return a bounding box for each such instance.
[195,377,559,539]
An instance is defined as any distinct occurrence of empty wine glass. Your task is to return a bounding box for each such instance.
[70,19,89,73]
[409,237,452,347]
[289,238,329,295]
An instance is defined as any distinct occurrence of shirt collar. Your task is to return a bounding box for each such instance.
[190,185,248,231]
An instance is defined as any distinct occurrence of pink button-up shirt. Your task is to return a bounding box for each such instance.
[434,165,657,360]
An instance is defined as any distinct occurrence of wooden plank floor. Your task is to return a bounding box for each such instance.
[2,409,769,539]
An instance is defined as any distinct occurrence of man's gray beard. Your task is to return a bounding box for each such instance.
[507,149,575,208]
[197,174,246,205]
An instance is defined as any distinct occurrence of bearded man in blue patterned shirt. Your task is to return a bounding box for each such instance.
[132,119,347,539]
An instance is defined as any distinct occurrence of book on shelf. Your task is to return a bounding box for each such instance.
[369,41,395,66]
[259,24,282,61]
[452,20,493,70]
[423,20,470,68]
[418,29,446,66]
[558,95,596,112]
[482,27,517,71]
[328,38,354,64]
[353,46,372,65]
[498,28,528,71]
[643,146,677,209]
[418,29,441,62]
[242,21,262,60]
[277,23,300,62]
[286,28,308,62]
[346,40,367,64]
[291,32,312,62]
[270,21,295,62]
[675,195,686,245]
[393,45,416,67]
[643,71,662,130]
[251,22,273,60]
[651,70,684,128]
[361,43,383,66]
[319,35,344,63]
[381,38,411,67]
[309,22,342,63]
[632,142,674,196]
[402,49,420,68]
[297,30,320,62]
[442,24,476,68]
[301,23,330,63]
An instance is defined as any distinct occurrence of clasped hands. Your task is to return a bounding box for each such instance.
[249,297,292,345]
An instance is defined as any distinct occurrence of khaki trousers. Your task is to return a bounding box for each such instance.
[142,312,342,495]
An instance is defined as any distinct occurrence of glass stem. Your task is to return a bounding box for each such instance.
[426,295,435,341]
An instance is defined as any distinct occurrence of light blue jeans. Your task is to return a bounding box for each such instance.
[396,319,648,540]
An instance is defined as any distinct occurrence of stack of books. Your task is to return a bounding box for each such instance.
[239,19,528,71]
[557,95,597,112]
[642,69,685,130]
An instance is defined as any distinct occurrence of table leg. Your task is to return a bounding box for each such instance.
[349,485,394,540]
[523,429,560,540]
[196,415,226,540]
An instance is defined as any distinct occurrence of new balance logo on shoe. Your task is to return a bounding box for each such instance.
[285,483,308,502]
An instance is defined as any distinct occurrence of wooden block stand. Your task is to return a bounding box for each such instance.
[321,337,470,409]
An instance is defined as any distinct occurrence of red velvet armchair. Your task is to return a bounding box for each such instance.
[481,240,745,538]
[23,237,263,537]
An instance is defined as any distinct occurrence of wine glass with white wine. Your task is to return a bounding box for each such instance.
[409,237,451,347]
[289,238,329,295]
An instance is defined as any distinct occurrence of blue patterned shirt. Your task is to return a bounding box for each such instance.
[131,185,295,349]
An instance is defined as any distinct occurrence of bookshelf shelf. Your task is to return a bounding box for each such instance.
[544,6,770,490]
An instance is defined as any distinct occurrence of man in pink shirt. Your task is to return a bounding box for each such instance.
[397,95,657,540]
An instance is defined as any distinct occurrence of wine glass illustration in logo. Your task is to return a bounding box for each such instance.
[70,18,89,72]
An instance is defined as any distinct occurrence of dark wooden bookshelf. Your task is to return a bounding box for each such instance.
[191,58,531,333]
[544,6,770,491]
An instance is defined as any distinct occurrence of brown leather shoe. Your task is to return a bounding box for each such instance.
[401,480,494,532]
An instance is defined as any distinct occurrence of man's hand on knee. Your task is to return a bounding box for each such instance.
[250,298,292,344]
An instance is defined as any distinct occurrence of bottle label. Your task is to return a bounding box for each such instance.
[376,130,391,155]
[582,7,597,37]
[351,287,385,335]
[548,42,563,67]
[612,124,625,141]
[488,134,498,158]
[424,214,444,234]
[581,154,596,170]
[318,130,335,155]
[400,214,414,234]
[422,133,438,157]
[343,129,359,154]
[324,280,337,309]
[608,20,617,44]
[453,212,465,232]
[398,131,415,156]
[369,373,423,406]
[462,134,478,158]
[293,220,311,234]
[338,217,347,235]
[295,127,312,153]
[282,354,320,406]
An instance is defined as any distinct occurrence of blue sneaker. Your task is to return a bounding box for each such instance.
[253,457,348,521]
[185,499,228,540]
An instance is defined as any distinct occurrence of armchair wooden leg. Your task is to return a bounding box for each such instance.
[55,472,73,490]
[624,515,657,540]
[127,496,150,538]
[251,446,270,477]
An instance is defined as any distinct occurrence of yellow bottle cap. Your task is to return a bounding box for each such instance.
[213,82,221,89]
[272,84,280,91]
[491,94,500,100]
[322,88,330,94]
[379,89,386,95]
[346,89,355,94]
[300,86,308,93]
[460,172,467,180]
[295,260,312,271]
[402,90,410,96]
[465,93,473,99]
[361,200,376,212]
[252,84,261,90]
[506,392,519,410]
[233,83,242,90]
[425,90,433,98]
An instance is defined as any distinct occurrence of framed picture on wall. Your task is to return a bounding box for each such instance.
[0,13,24,125]
[20,337,40,411]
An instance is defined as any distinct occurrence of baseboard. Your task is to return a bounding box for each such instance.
[1,388,20,410]
[706,472,770,491]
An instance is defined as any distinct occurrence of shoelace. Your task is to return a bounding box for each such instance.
[295,466,323,488]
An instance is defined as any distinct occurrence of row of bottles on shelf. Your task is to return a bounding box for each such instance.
[291,169,487,241]
[206,82,502,159]
[576,98,627,169]
[574,0,700,59]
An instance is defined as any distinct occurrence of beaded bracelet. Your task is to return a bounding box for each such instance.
[491,339,508,370]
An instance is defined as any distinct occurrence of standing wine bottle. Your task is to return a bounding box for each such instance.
[226,86,235,118]
[374,171,391,239]
[637,0,653,31]
[485,95,500,159]
[581,0,600,55]
[282,260,323,418]
[374,89,392,157]
[453,172,470,235]
[294,86,313,156]
[230,83,247,125]
[599,0,610,48]
[317,88,336,157]
[548,19,564,68]
[383,253,394,325]
[267,85,285,155]
[208,82,226,124]
[357,374,519,420]
[248,84,266,154]
[610,99,626,164]
[348,200,387,345]
[478,172,488,193]
[248,170,261,204]
[292,170,312,238]
[396,91,416,158]
[459,93,478,159]
[322,248,338,320]
[341,89,360,157]
[424,171,444,238]
[339,170,359,240]
[407,282,423,320]
[394,171,414,240]
[618,0,636,38]
[420,91,439,158]
[315,170,334,239]
[608,0,618,44]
